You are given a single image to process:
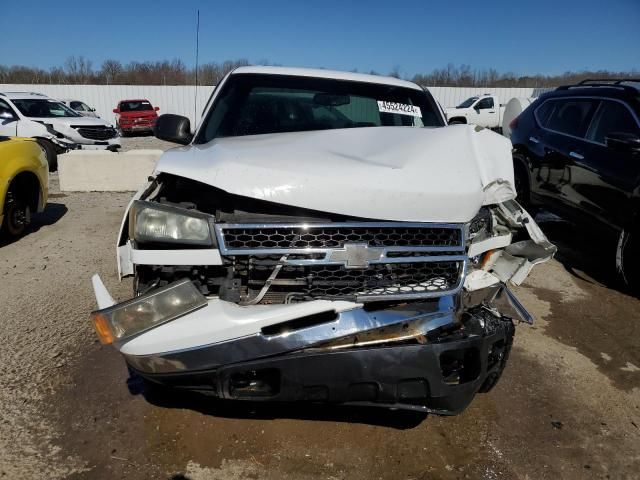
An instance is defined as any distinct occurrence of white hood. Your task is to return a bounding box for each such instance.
[154,125,515,223]
[31,116,112,127]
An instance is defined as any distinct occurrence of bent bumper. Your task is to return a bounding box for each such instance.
[51,136,121,151]
[91,274,526,414]
[133,308,514,415]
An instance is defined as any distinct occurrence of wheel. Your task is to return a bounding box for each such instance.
[118,124,129,137]
[478,318,514,393]
[617,228,640,292]
[448,119,465,125]
[36,139,58,172]
[513,154,532,210]
[1,194,29,238]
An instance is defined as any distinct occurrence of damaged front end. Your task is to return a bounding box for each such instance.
[91,168,555,415]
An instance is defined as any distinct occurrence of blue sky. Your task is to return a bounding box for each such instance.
[2,0,638,77]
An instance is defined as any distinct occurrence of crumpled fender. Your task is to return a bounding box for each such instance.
[464,190,556,291]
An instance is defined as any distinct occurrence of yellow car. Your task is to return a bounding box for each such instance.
[0,137,48,238]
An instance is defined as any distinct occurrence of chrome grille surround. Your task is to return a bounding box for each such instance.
[214,222,467,302]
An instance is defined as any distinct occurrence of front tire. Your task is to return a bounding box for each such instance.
[513,154,532,210]
[617,228,640,292]
[1,195,29,238]
[36,139,58,172]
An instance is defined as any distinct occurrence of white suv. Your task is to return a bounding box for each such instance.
[0,92,121,171]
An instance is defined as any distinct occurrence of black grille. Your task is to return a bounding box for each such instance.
[232,257,462,302]
[72,126,118,140]
[221,225,461,250]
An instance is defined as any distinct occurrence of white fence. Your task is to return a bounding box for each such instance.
[1,84,551,126]
[0,84,216,127]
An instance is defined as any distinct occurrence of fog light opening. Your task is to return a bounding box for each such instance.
[229,369,281,398]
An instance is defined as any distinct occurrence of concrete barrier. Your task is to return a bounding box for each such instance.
[58,150,163,191]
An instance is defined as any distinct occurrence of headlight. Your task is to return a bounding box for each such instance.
[91,279,207,344]
[130,200,214,246]
[467,207,493,242]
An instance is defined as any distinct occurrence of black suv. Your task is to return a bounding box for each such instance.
[510,80,640,286]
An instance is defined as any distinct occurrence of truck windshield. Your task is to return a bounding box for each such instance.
[12,99,80,118]
[456,97,479,108]
[195,74,444,143]
[120,101,154,112]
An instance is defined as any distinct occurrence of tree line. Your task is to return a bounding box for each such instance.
[0,56,637,87]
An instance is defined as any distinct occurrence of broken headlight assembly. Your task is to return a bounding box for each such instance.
[35,121,67,139]
[466,207,493,242]
[129,200,214,246]
[90,279,207,344]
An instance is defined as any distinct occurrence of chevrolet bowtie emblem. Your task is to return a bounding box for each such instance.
[328,243,384,269]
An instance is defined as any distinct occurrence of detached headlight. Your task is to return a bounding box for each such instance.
[91,279,207,344]
[467,207,493,242]
[130,200,214,246]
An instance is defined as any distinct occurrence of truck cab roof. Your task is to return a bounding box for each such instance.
[231,66,423,91]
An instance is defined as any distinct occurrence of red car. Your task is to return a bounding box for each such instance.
[113,99,159,135]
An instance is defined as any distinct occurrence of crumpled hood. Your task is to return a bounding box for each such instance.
[154,125,515,223]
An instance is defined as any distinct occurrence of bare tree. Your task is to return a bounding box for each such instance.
[0,58,637,87]
[101,59,123,84]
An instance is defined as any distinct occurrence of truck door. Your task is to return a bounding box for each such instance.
[474,97,496,128]
[575,100,640,230]
[0,99,18,136]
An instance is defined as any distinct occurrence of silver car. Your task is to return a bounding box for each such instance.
[61,99,99,118]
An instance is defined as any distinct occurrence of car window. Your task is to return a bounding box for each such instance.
[0,99,16,118]
[120,101,154,112]
[81,102,91,111]
[534,100,555,126]
[586,101,640,145]
[197,74,443,143]
[476,97,494,109]
[457,97,478,108]
[11,99,80,118]
[70,101,85,111]
[544,99,599,138]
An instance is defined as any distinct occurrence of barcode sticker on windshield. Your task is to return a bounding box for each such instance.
[377,101,422,117]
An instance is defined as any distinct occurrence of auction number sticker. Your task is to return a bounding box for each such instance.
[377,101,422,117]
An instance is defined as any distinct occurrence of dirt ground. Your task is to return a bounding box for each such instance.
[0,152,639,479]
[119,134,176,152]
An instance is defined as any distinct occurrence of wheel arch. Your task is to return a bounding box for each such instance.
[447,117,467,124]
[512,150,533,183]
[6,170,42,213]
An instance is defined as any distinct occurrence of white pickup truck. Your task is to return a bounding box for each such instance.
[90,67,555,416]
[445,95,506,132]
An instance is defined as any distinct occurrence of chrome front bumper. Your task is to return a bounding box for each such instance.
[92,276,529,413]
[92,275,530,376]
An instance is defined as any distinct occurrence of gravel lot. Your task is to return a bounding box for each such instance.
[119,134,176,152]
[1,139,639,479]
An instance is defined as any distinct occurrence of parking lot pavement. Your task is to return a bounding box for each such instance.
[0,179,639,480]
[119,133,176,152]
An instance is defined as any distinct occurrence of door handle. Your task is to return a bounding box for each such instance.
[569,151,584,160]
[529,136,540,144]
[488,111,495,113]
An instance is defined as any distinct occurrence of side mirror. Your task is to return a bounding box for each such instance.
[605,132,640,153]
[90,108,96,112]
[474,105,481,112]
[154,106,160,111]
[154,114,192,145]
[113,108,119,114]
